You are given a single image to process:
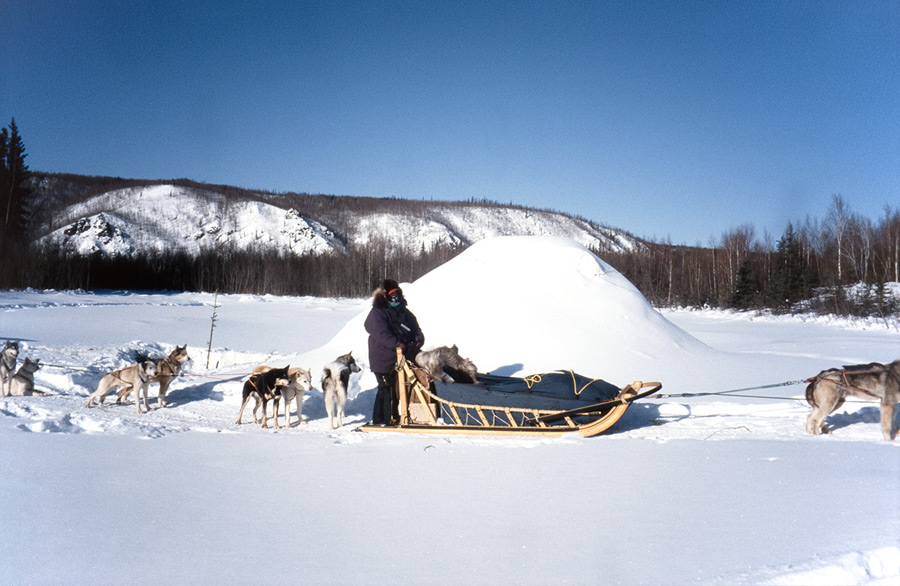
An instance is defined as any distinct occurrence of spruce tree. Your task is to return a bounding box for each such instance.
[0,126,8,204]
[769,223,810,310]
[730,258,758,309]
[1,118,30,241]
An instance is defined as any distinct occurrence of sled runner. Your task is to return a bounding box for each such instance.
[359,349,661,437]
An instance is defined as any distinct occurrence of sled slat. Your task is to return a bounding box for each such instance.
[448,404,463,426]
[358,424,576,437]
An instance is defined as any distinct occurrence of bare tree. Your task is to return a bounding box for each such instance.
[719,224,756,298]
[827,194,850,283]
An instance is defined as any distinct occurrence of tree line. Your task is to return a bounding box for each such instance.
[0,239,460,299]
[603,194,899,318]
[0,117,896,317]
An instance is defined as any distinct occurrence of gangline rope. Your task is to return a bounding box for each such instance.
[655,378,876,403]
[656,379,808,400]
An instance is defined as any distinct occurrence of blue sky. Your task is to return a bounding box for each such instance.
[2,0,898,245]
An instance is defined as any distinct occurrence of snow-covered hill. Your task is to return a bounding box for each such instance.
[35,182,641,257]
[39,185,345,257]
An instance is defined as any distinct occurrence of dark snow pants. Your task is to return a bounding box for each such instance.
[372,372,399,425]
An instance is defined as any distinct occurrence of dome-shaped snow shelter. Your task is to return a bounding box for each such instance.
[316,235,724,399]
[405,236,716,387]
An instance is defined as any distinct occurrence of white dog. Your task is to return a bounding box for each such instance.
[277,367,313,427]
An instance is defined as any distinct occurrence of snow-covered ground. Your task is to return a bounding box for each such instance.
[1,237,898,585]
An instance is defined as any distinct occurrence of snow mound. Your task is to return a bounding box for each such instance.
[319,236,718,390]
[410,236,715,383]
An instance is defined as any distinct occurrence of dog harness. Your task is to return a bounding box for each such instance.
[808,367,889,400]
[248,375,281,399]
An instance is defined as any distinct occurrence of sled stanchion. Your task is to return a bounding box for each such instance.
[396,347,409,426]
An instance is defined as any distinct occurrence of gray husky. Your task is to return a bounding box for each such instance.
[1,340,19,397]
[321,352,361,429]
[805,359,900,440]
[415,344,479,384]
[9,357,47,396]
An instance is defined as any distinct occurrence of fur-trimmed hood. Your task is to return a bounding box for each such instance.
[371,286,407,309]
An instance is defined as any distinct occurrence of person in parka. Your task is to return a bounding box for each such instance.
[364,279,424,425]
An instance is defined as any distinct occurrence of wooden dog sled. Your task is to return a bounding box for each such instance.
[359,349,661,437]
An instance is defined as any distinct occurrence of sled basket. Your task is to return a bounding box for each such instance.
[359,348,661,437]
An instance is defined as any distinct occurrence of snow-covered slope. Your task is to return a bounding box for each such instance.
[36,183,641,257]
[40,185,344,256]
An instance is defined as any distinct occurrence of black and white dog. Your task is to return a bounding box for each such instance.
[1,340,19,397]
[321,352,361,429]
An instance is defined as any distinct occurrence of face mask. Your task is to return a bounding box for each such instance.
[388,298,401,308]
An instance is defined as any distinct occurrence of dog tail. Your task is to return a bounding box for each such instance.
[804,379,818,407]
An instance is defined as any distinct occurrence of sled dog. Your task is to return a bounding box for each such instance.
[277,367,312,427]
[151,344,191,407]
[321,352,361,429]
[805,359,900,440]
[1,340,19,397]
[86,361,159,413]
[415,345,479,384]
[236,365,290,429]
[116,345,190,408]
[250,365,313,428]
[9,357,47,396]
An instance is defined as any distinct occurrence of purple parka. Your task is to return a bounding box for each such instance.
[364,288,424,373]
